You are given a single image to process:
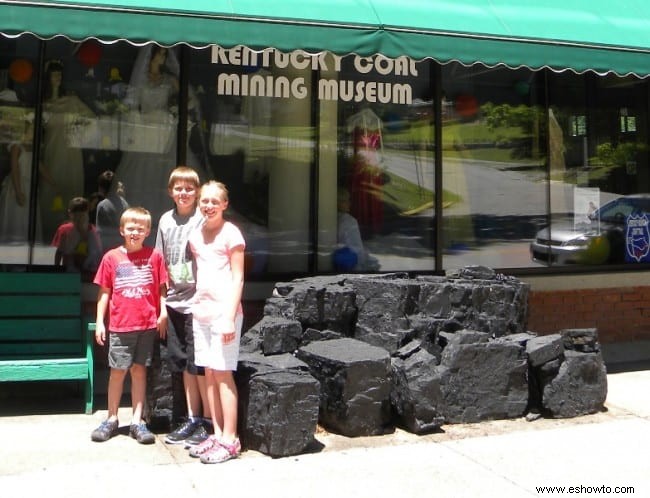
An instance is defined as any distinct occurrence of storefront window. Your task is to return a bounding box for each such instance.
[0,36,39,266]
[441,63,547,271]
[321,54,435,273]
[188,46,317,276]
[32,40,195,278]
[533,73,650,266]
[3,34,649,278]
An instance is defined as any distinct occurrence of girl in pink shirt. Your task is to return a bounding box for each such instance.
[187,181,245,464]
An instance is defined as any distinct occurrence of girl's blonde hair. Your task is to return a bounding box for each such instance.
[168,166,200,190]
[120,206,151,228]
[200,180,229,202]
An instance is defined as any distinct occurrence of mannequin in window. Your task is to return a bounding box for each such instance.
[346,107,385,236]
[0,118,34,243]
[39,59,94,242]
[113,44,206,232]
[0,80,21,187]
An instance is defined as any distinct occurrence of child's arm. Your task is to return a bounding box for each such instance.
[95,286,110,346]
[157,283,168,339]
[222,244,245,344]
[8,144,25,207]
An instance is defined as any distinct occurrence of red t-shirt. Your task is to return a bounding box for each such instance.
[94,246,168,333]
[51,221,102,272]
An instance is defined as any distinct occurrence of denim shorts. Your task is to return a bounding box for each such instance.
[108,329,156,369]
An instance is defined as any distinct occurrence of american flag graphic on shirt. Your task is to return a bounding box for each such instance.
[114,261,154,291]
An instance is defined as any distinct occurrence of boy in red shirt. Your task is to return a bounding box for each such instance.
[51,196,102,279]
[91,207,168,444]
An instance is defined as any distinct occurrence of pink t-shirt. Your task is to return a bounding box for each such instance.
[94,245,168,333]
[189,221,245,327]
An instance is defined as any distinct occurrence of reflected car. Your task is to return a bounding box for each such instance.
[530,194,650,265]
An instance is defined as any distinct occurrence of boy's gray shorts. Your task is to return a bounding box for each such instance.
[108,329,156,369]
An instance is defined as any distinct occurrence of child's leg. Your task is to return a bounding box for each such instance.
[196,374,210,419]
[107,368,128,421]
[184,372,205,418]
[205,368,224,438]
[214,370,238,442]
[129,363,147,424]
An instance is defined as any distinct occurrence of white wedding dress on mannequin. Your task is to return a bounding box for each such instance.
[114,44,205,231]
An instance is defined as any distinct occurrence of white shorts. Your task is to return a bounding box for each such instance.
[192,314,243,371]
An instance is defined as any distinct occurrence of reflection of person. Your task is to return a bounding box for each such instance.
[88,169,113,222]
[156,167,211,447]
[187,181,245,464]
[347,107,385,235]
[39,60,94,242]
[114,44,205,230]
[51,196,102,277]
[0,119,33,242]
[548,108,566,174]
[587,201,598,218]
[336,188,380,272]
[91,207,168,444]
[95,170,129,252]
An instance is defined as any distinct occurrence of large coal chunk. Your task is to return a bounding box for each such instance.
[436,331,529,423]
[236,353,320,457]
[246,316,303,356]
[297,338,392,437]
[264,276,359,335]
[416,271,530,336]
[349,277,420,353]
[526,334,564,367]
[301,327,343,346]
[391,348,445,434]
[539,350,608,418]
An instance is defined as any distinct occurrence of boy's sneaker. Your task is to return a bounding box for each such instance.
[91,419,119,442]
[184,423,210,448]
[200,437,241,464]
[165,419,201,445]
[129,423,155,445]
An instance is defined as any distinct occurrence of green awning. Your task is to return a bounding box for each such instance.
[2,0,650,76]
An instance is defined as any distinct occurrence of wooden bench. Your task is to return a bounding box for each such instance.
[0,271,94,414]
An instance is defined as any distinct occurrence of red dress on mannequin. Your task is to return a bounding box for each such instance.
[348,109,384,235]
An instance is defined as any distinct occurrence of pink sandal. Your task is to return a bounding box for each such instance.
[200,437,241,464]
[188,435,219,458]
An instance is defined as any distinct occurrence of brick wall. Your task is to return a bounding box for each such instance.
[527,287,650,344]
[242,287,650,346]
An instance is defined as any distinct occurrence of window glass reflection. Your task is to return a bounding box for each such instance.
[323,55,435,273]
[189,46,316,276]
[441,64,547,271]
[534,73,650,266]
[0,35,39,265]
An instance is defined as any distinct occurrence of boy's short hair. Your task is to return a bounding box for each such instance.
[168,166,200,190]
[68,196,89,213]
[120,207,151,228]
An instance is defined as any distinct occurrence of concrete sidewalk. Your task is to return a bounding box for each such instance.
[1,369,649,498]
